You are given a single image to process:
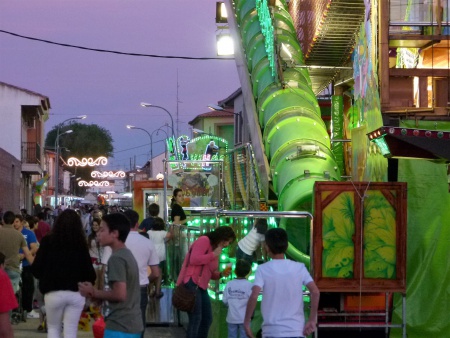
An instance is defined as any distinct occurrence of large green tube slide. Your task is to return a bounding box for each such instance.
[233,0,340,266]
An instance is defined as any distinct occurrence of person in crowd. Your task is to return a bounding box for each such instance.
[139,203,160,234]
[223,259,253,338]
[21,208,29,218]
[43,207,54,228]
[0,211,34,292]
[171,188,187,227]
[88,217,112,291]
[123,209,160,338]
[35,212,51,242]
[80,206,92,237]
[31,209,96,338]
[177,226,236,338]
[236,218,268,265]
[244,228,320,338]
[25,215,36,230]
[13,214,39,318]
[147,217,172,299]
[78,213,143,338]
[0,252,18,338]
[170,188,187,274]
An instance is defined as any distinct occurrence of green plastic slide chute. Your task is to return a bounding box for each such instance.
[232,0,341,267]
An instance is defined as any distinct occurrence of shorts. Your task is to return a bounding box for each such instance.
[104,329,141,338]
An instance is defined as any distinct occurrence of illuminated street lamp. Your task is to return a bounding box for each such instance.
[126,125,153,178]
[207,104,239,115]
[216,34,234,56]
[140,103,175,139]
[54,115,86,207]
[56,115,86,142]
[54,130,73,208]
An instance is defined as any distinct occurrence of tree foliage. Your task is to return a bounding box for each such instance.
[45,122,114,181]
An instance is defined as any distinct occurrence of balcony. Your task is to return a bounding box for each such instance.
[21,142,43,175]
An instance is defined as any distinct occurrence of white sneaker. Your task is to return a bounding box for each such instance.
[27,310,40,319]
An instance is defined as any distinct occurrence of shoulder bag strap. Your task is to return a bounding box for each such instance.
[183,244,208,287]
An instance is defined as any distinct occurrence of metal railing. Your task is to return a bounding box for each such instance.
[21,142,41,164]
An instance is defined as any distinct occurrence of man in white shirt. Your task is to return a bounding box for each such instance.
[123,209,160,338]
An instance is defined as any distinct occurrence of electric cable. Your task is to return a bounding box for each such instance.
[0,29,234,61]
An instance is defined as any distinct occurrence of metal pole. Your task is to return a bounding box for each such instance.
[53,115,86,208]
[152,105,175,140]
[54,132,59,208]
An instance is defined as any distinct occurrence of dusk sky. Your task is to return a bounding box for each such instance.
[0,1,240,171]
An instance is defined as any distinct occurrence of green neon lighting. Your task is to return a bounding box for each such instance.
[268,207,277,228]
[372,137,391,157]
[255,0,276,77]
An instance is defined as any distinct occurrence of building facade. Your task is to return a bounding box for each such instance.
[0,82,50,213]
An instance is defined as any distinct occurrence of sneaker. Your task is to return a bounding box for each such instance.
[27,310,40,319]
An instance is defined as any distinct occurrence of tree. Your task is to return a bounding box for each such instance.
[45,122,114,182]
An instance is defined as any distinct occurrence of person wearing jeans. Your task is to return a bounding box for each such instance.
[44,291,85,337]
[185,278,213,337]
[176,226,236,338]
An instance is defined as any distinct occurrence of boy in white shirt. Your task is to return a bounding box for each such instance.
[244,228,320,338]
[223,260,253,338]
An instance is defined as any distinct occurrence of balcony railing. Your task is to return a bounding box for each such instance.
[22,142,41,164]
[390,0,449,33]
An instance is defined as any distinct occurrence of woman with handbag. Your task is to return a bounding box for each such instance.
[176,226,236,338]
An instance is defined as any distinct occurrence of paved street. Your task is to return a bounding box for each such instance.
[12,317,186,338]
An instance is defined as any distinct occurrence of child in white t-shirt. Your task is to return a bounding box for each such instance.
[148,217,172,298]
[244,228,320,338]
[223,260,253,338]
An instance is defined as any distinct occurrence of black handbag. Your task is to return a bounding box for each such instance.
[172,247,205,313]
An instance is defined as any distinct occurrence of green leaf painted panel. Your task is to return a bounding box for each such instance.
[363,190,397,279]
[322,192,355,278]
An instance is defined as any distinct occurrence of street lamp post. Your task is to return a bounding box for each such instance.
[54,130,73,208]
[208,104,242,145]
[155,127,169,158]
[207,104,240,116]
[126,125,153,178]
[140,103,175,140]
[53,115,86,208]
[55,115,87,152]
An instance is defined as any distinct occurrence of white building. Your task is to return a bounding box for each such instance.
[0,81,50,213]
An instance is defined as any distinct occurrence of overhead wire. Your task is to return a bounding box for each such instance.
[0,29,234,61]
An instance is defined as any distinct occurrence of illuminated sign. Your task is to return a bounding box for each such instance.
[256,0,276,77]
[175,134,228,171]
[78,180,110,187]
[68,156,108,167]
[91,171,126,178]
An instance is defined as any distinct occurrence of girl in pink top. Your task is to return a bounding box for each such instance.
[177,226,236,338]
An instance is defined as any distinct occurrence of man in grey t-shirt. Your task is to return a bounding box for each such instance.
[79,213,143,337]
